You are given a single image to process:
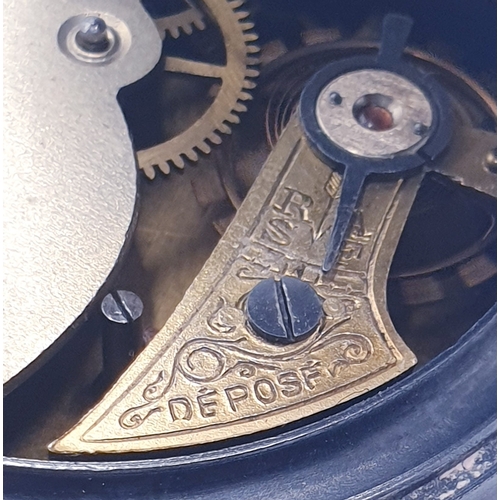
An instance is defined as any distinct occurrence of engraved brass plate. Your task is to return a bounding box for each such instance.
[52,116,420,454]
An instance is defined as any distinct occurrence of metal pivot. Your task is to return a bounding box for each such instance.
[320,15,417,272]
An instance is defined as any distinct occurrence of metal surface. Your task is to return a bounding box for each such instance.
[50,115,419,454]
[300,15,452,272]
[3,0,162,387]
[101,290,145,385]
[3,0,497,497]
[47,6,496,454]
[6,307,497,500]
[225,38,496,304]
[137,0,260,178]
[316,69,433,158]
[74,17,112,54]
[154,0,206,39]
[101,291,144,324]
[50,12,496,452]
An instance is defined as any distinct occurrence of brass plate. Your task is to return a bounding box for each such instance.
[52,115,419,454]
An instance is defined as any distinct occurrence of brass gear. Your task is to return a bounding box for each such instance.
[138,0,260,179]
[155,0,206,40]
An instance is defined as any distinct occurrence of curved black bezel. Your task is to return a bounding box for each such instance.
[4,307,496,500]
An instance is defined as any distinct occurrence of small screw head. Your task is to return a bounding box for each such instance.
[413,122,429,136]
[75,17,111,53]
[329,92,343,106]
[484,148,497,174]
[246,277,323,344]
[101,291,143,324]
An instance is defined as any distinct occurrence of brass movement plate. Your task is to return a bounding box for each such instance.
[52,116,419,454]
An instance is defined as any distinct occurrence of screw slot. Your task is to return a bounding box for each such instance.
[246,277,323,345]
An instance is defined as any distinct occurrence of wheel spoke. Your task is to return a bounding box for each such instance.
[165,57,226,78]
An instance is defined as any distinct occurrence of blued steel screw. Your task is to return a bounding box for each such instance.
[246,277,323,344]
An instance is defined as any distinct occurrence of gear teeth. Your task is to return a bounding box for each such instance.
[143,164,156,180]
[193,18,206,30]
[246,45,260,54]
[183,24,194,35]
[185,149,199,162]
[238,91,253,101]
[159,162,171,176]
[245,68,259,78]
[139,0,260,178]
[156,0,206,40]
[246,57,260,66]
[218,123,232,134]
[240,22,255,31]
[242,80,257,89]
[226,113,241,124]
[244,33,258,42]
[172,156,185,169]
[235,10,250,21]
[208,132,223,145]
[197,141,212,154]
[169,26,181,39]
[234,102,248,113]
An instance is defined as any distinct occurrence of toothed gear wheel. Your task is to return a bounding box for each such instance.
[137,0,260,179]
[155,0,206,40]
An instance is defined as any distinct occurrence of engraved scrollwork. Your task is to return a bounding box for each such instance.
[180,345,225,382]
[143,370,166,402]
[325,335,373,378]
[119,405,163,429]
[118,325,374,429]
[207,298,245,334]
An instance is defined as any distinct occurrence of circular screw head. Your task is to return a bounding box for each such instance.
[329,92,343,106]
[413,122,429,136]
[246,277,323,344]
[75,17,111,53]
[101,290,144,324]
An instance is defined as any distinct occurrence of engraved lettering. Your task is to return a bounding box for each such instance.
[331,269,366,294]
[197,388,218,417]
[168,397,193,421]
[277,371,303,397]
[237,244,284,280]
[254,378,278,404]
[236,262,270,280]
[339,240,364,262]
[351,210,372,241]
[274,188,313,222]
[301,265,321,284]
[300,361,322,390]
[225,384,249,411]
[261,218,294,246]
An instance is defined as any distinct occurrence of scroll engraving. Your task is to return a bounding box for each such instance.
[119,326,373,430]
[51,117,418,454]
